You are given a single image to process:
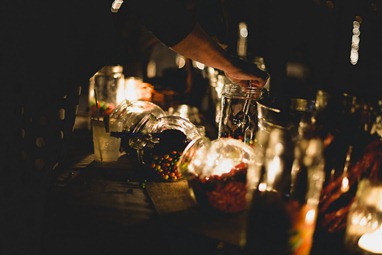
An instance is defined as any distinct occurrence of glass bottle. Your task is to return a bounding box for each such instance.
[245,124,325,255]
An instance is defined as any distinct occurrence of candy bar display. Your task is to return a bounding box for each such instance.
[178,137,259,214]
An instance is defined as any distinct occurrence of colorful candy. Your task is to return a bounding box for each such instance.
[149,150,183,181]
[144,129,191,181]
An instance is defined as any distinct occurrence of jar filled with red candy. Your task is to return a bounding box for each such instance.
[129,115,204,182]
[178,137,261,214]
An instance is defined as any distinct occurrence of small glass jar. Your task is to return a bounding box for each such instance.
[178,137,260,214]
[256,96,316,140]
[129,115,204,182]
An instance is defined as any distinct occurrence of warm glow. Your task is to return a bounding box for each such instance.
[194,61,205,70]
[124,77,141,101]
[208,67,215,76]
[147,60,156,78]
[358,228,382,254]
[266,156,282,190]
[237,22,248,57]
[176,55,186,68]
[305,209,316,225]
[350,18,361,65]
[258,182,267,191]
[121,77,153,102]
[239,22,248,38]
[341,176,350,193]
[211,158,235,176]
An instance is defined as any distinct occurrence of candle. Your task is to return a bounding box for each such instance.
[358,228,382,254]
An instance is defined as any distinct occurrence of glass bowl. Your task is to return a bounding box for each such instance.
[178,137,260,214]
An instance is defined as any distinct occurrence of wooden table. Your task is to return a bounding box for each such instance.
[41,128,349,255]
[41,129,246,255]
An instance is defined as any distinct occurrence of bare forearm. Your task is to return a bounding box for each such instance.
[170,23,233,72]
[171,23,269,87]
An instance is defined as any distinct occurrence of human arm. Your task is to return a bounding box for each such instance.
[171,23,269,87]
[123,0,269,87]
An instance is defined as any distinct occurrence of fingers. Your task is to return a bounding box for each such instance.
[226,75,268,88]
[227,57,270,87]
[249,78,267,88]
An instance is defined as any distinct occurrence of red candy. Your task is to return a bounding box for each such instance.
[190,162,249,214]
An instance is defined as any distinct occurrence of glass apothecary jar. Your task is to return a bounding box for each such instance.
[128,115,204,182]
[178,137,261,214]
[110,99,166,132]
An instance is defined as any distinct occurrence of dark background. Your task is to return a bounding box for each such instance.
[115,0,382,102]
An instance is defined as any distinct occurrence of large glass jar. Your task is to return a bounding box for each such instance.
[128,115,204,182]
[109,100,166,155]
[178,137,261,215]
[110,99,166,132]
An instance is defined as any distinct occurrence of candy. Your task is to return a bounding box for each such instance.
[189,162,248,214]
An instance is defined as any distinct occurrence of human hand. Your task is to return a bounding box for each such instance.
[224,57,269,88]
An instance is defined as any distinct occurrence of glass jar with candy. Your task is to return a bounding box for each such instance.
[128,115,204,182]
[178,137,261,214]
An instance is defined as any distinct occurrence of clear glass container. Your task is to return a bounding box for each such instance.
[89,65,125,117]
[344,179,382,255]
[110,99,166,132]
[256,96,316,141]
[128,115,204,182]
[218,82,268,146]
[245,127,325,255]
[178,137,260,214]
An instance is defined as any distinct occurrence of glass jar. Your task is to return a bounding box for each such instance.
[218,82,268,146]
[178,137,260,214]
[110,99,166,132]
[89,65,125,117]
[109,100,166,155]
[344,179,382,255]
[256,96,316,137]
[129,115,204,182]
[245,127,325,255]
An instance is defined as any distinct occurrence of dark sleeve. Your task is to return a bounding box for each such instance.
[123,0,197,47]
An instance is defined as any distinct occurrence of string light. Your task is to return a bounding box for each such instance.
[350,16,362,65]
